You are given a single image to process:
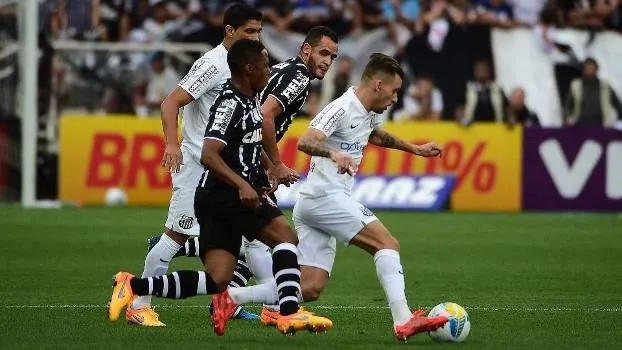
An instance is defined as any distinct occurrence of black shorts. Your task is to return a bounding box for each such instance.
[194,186,282,257]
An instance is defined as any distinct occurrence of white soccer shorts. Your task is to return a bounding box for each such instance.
[164,147,203,236]
[292,192,379,275]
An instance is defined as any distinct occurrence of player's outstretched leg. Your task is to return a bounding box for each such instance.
[212,216,333,335]
[148,234,259,321]
[350,220,448,341]
[108,249,237,331]
[127,230,186,326]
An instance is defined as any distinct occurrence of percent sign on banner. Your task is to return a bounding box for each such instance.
[434,141,497,193]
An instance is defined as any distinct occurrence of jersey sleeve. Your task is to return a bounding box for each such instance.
[309,103,347,137]
[268,68,310,110]
[178,57,221,100]
[204,97,239,145]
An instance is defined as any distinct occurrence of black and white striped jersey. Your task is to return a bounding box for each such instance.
[260,56,311,142]
[201,80,264,191]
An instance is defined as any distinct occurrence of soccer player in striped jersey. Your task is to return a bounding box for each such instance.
[128,4,263,326]
[108,39,333,336]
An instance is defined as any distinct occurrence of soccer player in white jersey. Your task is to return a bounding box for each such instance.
[127,4,263,327]
[217,53,449,341]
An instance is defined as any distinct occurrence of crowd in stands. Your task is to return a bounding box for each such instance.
[32,0,622,127]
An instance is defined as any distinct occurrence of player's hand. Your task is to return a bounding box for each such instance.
[239,183,260,209]
[268,162,300,187]
[330,151,357,175]
[162,143,183,173]
[415,142,443,158]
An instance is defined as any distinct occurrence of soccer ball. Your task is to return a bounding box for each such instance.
[428,302,471,342]
[104,187,128,207]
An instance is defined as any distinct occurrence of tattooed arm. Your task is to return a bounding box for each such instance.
[297,128,357,175]
[368,128,442,157]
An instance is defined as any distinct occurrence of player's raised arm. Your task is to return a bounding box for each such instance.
[368,128,442,158]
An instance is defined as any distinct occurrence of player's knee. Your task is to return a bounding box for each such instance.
[165,228,189,246]
[302,284,324,302]
[370,236,400,254]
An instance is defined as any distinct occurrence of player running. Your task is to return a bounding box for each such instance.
[107,39,333,336]
[213,53,449,341]
[146,26,339,305]
[128,4,263,326]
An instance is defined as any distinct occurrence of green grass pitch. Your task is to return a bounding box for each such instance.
[1,207,621,349]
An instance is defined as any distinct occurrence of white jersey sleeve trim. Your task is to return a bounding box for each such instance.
[203,136,227,145]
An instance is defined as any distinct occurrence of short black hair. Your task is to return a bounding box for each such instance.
[223,3,263,30]
[301,26,338,49]
[227,39,265,76]
[583,57,599,69]
[362,53,404,81]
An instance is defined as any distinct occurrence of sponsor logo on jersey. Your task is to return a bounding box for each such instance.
[210,99,237,134]
[360,206,374,217]
[242,128,263,144]
[311,107,346,133]
[340,142,365,152]
[178,215,194,230]
[188,64,218,94]
[281,72,309,103]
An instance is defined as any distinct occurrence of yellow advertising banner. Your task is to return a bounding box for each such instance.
[60,116,172,205]
[60,116,522,210]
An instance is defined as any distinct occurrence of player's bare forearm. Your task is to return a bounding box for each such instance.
[261,116,282,164]
[161,87,193,145]
[201,148,249,190]
[161,100,180,145]
[297,133,334,158]
[260,150,273,170]
[368,129,416,153]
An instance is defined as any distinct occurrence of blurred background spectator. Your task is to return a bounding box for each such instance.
[564,57,622,127]
[506,87,540,126]
[394,75,444,122]
[457,59,508,125]
[16,0,620,125]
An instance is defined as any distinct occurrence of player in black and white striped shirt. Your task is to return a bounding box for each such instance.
[108,39,333,337]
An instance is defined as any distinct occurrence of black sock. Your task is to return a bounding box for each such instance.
[229,256,252,288]
[130,270,218,299]
[272,243,301,316]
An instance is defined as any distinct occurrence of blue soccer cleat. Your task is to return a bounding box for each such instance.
[209,302,259,321]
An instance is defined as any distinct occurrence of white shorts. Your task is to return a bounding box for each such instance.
[164,147,203,236]
[292,192,378,274]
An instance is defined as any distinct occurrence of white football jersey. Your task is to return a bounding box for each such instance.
[298,87,383,198]
[178,44,230,160]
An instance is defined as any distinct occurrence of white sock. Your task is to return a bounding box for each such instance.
[244,238,274,284]
[131,233,182,308]
[229,279,278,305]
[374,249,412,326]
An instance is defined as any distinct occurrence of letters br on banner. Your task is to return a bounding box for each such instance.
[522,128,622,211]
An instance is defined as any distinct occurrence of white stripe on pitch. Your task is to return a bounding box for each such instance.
[1,304,621,312]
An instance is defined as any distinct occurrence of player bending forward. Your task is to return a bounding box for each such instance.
[132,4,263,326]
[214,53,449,341]
[107,39,332,336]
